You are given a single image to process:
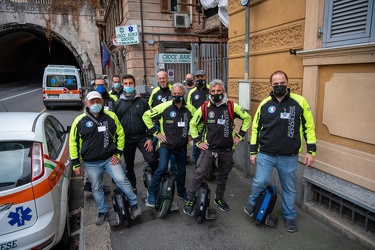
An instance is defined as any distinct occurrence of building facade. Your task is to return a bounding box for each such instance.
[97,0,229,92]
[229,0,374,246]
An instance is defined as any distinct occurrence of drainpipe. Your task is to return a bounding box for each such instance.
[140,0,147,91]
[219,23,223,80]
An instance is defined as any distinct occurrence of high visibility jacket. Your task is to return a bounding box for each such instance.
[250,89,317,156]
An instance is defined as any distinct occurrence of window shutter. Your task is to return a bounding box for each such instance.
[179,0,189,13]
[161,0,170,13]
[323,0,375,47]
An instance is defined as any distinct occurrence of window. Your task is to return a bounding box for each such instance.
[161,0,189,13]
[322,0,375,47]
[44,117,65,160]
[0,141,32,190]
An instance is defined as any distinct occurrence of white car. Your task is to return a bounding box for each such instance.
[0,112,71,249]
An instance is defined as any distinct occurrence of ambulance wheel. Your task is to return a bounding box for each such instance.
[196,216,203,224]
[55,211,71,248]
[157,200,169,218]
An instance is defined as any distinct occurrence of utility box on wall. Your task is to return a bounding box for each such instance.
[238,80,251,111]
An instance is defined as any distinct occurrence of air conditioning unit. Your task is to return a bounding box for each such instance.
[173,13,190,29]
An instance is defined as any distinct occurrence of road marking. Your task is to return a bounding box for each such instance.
[1,88,42,101]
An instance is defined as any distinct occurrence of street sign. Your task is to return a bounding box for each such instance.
[115,24,140,45]
[158,53,191,63]
[167,69,174,81]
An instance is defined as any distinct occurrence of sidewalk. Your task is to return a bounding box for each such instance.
[81,150,371,250]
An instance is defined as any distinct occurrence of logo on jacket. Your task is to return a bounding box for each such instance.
[86,121,94,127]
[268,106,276,114]
[208,111,215,118]
[194,94,200,100]
[170,111,177,118]
[157,95,162,101]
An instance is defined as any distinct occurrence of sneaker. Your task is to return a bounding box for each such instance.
[177,194,188,202]
[131,205,142,219]
[145,195,155,208]
[285,219,297,233]
[83,181,92,192]
[214,197,230,212]
[244,202,254,217]
[95,211,109,225]
[183,199,194,216]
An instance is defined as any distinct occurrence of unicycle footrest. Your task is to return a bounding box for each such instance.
[205,208,217,220]
[264,213,278,227]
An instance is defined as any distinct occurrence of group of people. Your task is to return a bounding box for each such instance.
[69,69,316,233]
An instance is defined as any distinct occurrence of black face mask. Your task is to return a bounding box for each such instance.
[186,79,194,87]
[211,93,224,103]
[273,85,287,97]
[173,95,184,104]
[196,79,206,88]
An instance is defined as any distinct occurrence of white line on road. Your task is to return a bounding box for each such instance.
[1,88,42,101]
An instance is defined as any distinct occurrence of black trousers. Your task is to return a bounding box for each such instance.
[187,149,234,200]
[123,135,158,188]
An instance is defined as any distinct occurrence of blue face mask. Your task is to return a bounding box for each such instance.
[96,85,106,94]
[113,82,121,89]
[89,103,102,113]
[124,86,135,94]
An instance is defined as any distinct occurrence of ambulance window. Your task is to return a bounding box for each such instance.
[64,76,78,89]
[48,76,61,87]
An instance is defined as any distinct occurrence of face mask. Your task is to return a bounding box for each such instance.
[173,95,184,104]
[211,93,224,103]
[89,103,102,114]
[273,85,287,97]
[96,85,106,94]
[113,82,121,89]
[196,79,206,88]
[186,79,194,87]
[124,86,135,94]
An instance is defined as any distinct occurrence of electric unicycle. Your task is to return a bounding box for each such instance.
[143,166,176,218]
[193,182,217,223]
[111,188,132,227]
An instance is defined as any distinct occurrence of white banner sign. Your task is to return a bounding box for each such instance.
[115,24,140,45]
[158,53,191,63]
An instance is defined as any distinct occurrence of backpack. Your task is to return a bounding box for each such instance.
[201,100,234,125]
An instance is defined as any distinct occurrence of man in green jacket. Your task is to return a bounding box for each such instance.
[143,83,196,206]
[243,70,317,233]
[184,79,251,214]
[69,91,141,225]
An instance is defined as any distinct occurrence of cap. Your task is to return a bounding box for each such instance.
[195,70,206,76]
[86,91,102,101]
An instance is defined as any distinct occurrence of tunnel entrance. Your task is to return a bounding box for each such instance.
[0,24,80,84]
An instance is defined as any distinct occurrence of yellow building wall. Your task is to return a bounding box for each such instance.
[228,0,306,116]
[228,0,375,192]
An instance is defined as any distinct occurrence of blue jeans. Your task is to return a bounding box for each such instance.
[153,135,177,175]
[148,147,187,203]
[84,158,137,213]
[248,152,298,220]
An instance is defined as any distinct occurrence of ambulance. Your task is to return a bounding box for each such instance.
[42,65,83,109]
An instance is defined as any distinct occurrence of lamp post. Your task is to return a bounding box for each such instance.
[238,0,251,175]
